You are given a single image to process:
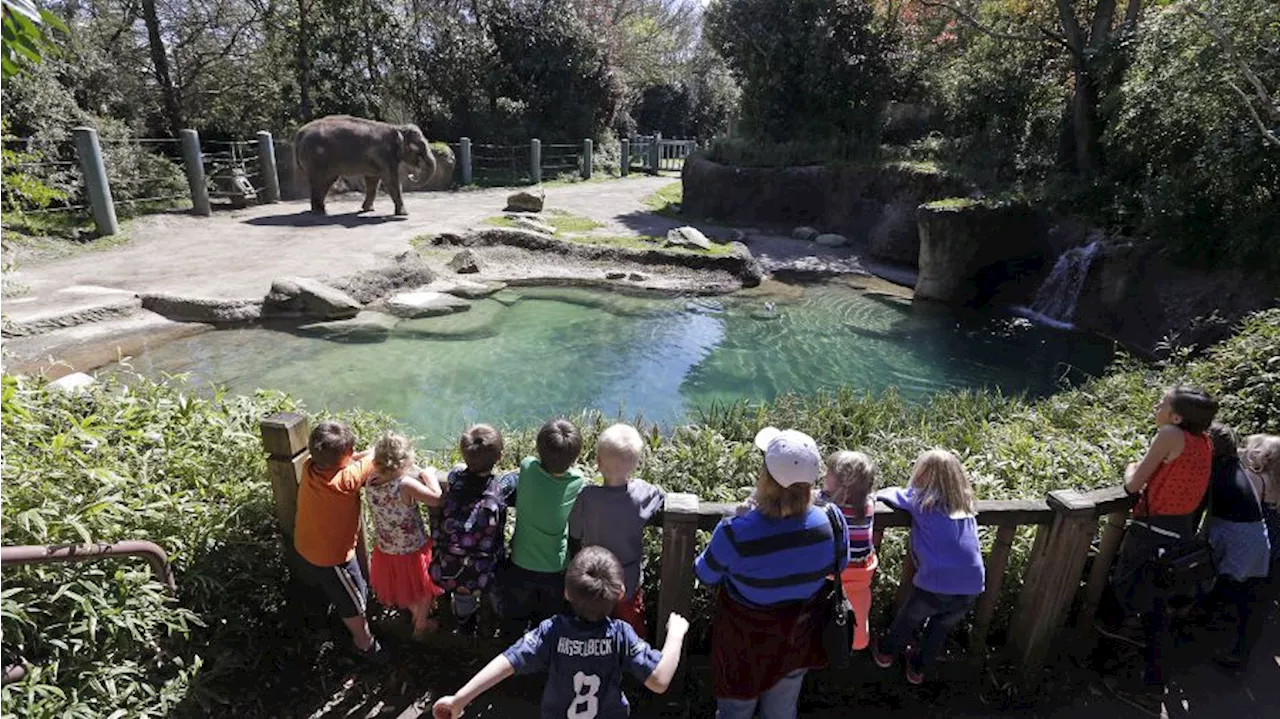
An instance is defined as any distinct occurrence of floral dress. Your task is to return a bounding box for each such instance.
[365,474,440,608]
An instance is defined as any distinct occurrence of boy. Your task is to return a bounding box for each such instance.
[503,418,587,638]
[569,423,665,638]
[292,421,383,660]
[431,424,513,635]
[432,547,689,719]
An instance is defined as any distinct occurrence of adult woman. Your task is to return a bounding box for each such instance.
[694,427,849,719]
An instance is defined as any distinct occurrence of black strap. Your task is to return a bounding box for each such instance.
[824,503,843,575]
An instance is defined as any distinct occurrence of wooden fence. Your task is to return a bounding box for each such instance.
[262,412,1137,681]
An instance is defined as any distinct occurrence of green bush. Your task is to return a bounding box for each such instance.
[1,309,1276,715]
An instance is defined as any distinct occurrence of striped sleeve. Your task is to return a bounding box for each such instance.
[694,518,736,586]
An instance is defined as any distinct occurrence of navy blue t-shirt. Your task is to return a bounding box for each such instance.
[503,615,661,718]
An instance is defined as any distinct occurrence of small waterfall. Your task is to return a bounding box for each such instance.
[1017,241,1101,329]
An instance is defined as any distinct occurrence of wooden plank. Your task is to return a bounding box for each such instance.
[657,508,702,645]
[970,524,1017,652]
[1077,510,1128,626]
[267,451,307,536]
[261,412,309,459]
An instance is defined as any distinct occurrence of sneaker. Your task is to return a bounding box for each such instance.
[356,638,389,665]
[1103,676,1165,717]
[870,635,894,669]
[452,612,479,637]
[904,648,925,685]
[1094,618,1148,649]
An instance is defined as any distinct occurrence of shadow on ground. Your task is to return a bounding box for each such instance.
[244,211,409,229]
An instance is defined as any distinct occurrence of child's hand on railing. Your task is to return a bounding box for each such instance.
[666,612,689,638]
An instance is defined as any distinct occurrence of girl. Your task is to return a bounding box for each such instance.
[1242,433,1280,561]
[1204,424,1270,669]
[821,450,879,651]
[366,433,444,639]
[872,449,983,685]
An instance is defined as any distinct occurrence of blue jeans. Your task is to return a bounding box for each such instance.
[715,669,807,719]
[881,587,976,673]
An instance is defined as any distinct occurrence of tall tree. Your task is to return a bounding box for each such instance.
[140,0,183,135]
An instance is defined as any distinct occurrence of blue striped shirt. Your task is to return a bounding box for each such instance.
[694,505,849,607]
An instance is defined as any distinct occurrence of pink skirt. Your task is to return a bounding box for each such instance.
[370,542,443,609]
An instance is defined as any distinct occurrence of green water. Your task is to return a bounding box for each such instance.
[115,285,1114,447]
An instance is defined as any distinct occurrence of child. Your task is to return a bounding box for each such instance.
[569,423,666,638]
[1204,423,1270,670]
[291,421,383,660]
[432,547,689,719]
[366,433,444,639]
[1242,433,1280,561]
[819,450,879,651]
[1099,387,1217,669]
[503,418,588,638]
[871,449,983,685]
[430,424,513,635]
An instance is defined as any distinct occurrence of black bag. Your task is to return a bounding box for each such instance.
[1153,537,1216,590]
[820,503,853,668]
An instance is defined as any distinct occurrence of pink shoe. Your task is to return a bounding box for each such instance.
[871,635,894,669]
[904,647,924,685]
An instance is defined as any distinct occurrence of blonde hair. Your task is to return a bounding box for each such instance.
[754,465,813,518]
[374,433,415,478]
[827,451,877,519]
[908,449,976,518]
[1242,434,1280,505]
[596,424,644,481]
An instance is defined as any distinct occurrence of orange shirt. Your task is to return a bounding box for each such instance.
[294,454,374,566]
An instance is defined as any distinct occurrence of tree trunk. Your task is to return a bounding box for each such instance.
[296,0,312,120]
[1055,0,1101,174]
[140,0,183,136]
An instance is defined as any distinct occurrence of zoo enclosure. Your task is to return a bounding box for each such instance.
[261,412,1137,683]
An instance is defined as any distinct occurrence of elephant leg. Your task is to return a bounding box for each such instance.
[360,175,380,212]
[387,172,406,216]
[310,173,338,215]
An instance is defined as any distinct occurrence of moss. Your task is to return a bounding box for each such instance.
[484,210,604,234]
[923,197,981,210]
[409,233,438,251]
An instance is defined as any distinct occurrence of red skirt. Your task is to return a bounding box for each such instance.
[711,588,828,700]
[369,542,443,609]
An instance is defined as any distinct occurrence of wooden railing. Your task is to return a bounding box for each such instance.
[262,413,1136,679]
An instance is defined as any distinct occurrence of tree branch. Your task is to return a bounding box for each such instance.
[1182,4,1279,146]
[1226,78,1280,150]
[920,0,1070,51]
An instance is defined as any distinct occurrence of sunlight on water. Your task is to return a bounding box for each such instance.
[112,284,1115,447]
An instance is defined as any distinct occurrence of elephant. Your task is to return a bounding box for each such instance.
[294,115,437,216]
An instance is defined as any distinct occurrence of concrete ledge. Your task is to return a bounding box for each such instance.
[141,294,264,323]
[1,296,142,338]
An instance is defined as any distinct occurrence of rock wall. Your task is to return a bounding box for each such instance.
[680,154,969,264]
[1072,242,1277,354]
[914,201,1048,305]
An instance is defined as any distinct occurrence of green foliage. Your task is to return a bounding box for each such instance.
[1,119,66,213]
[1,0,63,79]
[706,0,891,144]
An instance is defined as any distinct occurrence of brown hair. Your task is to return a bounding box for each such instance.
[827,451,877,519]
[1168,386,1218,435]
[565,546,625,622]
[374,433,415,479]
[308,421,355,468]
[1208,422,1238,461]
[754,465,813,519]
[908,449,977,517]
[537,418,582,474]
[461,424,504,474]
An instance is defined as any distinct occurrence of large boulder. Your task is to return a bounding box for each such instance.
[448,249,483,274]
[665,226,713,251]
[793,226,819,241]
[433,278,508,299]
[263,277,362,319]
[506,189,545,213]
[328,251,436,304]
[914,200,1047,305]
[141,294,263,323]
[815,233,848,247]
[385,290,471,319]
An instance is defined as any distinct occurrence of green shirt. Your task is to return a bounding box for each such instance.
[511,457,586,573]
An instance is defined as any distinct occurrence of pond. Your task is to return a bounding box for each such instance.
[113,284,1115,448]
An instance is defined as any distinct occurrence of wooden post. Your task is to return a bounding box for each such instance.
[72,127,119,235]
[620,138,630,177]
[582,138,593,180]
[1078,510,1128,626]
[657,502,701,645]
[530,139,541,184]
[970,523,1017,652]
[256,130,281,203]
[649,131,662,174]
[261,412,309,536]
[459,137,472,185]
[1008,489,1098,673]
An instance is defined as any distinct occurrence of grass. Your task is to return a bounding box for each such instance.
[481,207,732,255]
[483,209,605,234]
[642,181,683,217]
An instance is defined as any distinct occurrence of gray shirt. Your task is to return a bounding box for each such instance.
[568,479,666,599]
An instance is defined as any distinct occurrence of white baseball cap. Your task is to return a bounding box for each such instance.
[753,427,822,488]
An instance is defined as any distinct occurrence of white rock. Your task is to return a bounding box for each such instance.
[815,233,849,247]
[48,372,96,393]
[434,279,508,299]
[508,215,556,235]
[385,291,471,319]
[665,226,713,250]
[298,311,401,339]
